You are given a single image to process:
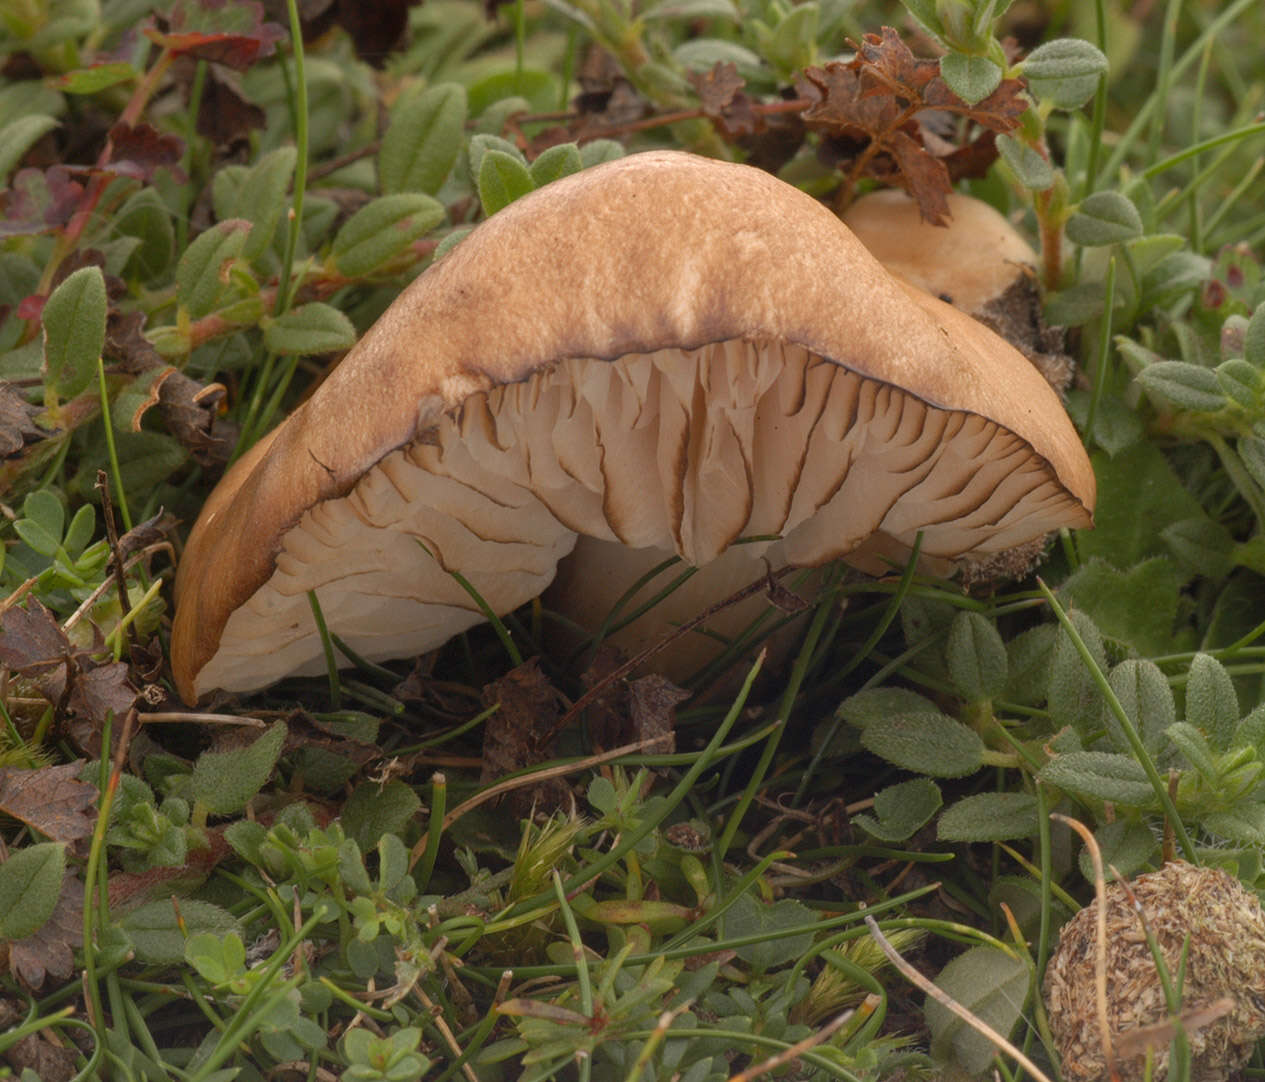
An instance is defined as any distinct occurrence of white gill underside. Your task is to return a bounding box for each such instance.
[200,341,1074,692]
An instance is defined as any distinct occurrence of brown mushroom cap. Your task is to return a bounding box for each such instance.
[841,189,1039,315]
[171,150,1095,702]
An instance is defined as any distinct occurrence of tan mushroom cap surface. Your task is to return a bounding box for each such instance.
[171,150,1095,702]
[841,189,1039,315]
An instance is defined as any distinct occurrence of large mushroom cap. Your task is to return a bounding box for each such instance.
[172,150,1095,702]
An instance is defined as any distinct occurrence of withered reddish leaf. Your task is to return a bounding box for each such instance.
[0,382,44,458]
[855,27,940,94]
[797,63,899,139]
[0,762,97,842]
[7,871,83,990]
[626,674,685,754]
[578,643,629,751]
[195,66,266,148]
[68,662,137,730]
[0,167,84,238]
[923,75,1027,132]
[112,510,171,565]
[106,311,237,469]
[887,128,952,225]
[150,0,285,70]
[480,658,564,784]
[325,0,420,66]
[689,62,760,139]
[0,599,71,676]
[2,1029,78,1081]
[106,122,186,182]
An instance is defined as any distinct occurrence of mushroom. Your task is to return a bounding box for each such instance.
[171,150,1095,702]
[841,189,1073,393]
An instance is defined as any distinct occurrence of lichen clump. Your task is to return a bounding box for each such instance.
[1044,861,1265,1082]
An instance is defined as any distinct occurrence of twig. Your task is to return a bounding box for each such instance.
[408,734,671,870]
[1052,813,1117,1082]
[95,470,137,667]
[864,914,1056,1082]
[725,1009,854,1082]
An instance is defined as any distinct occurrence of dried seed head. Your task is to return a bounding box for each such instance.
[1044,861,1265,1082]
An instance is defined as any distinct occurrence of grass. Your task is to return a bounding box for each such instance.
[1,0,1265,1079]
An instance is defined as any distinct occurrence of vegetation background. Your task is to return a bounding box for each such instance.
[1,0,1264,1078]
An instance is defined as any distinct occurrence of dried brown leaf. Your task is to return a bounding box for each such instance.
[689,62,761,138]
[0,762,97,842]
[626,674,685,754]
[6,871,83,991]
[0,383,44,458]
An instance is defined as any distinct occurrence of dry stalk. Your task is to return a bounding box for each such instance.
[863,914,1056,1082]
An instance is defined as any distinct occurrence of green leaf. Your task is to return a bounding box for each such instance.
[1058,557,1181,656]
[1066,191,1143,246]
[0,114,58,181]
[1047,609,1107,735]
[380,83,467,195]
[112,187,175,279]
[647,0,739,19]
[1039,751,1154,805]
[478,149,536,216]
[331,193,445,278]
[939,52,1002,105]
[945,611,1007,702]
[1216,358,1260,408]
[1203,804,1265,845]
[1241,436,1265,492]
[837,687,939,728]
[467,70,558,116]
[263,303,356,355]
[185,930,246,984]
[123,899,240,964]
[1078,442,1207,566]
[236,146,297,262]
[1136,360,1226,412]
[340,779,422,853]
[721,892,815,973]
[529,142,583,189]
[1184,653,1239,752]
[926,946,1028,1074]
[42,265,106,398]
[579,139,625,168]
[1022,38,1108,109]
[1245,304,1265,368]
[1161,516,1236,581]
[860,712,984,778]
[467,134,523,184]
[853,778,942,842]
[1076,819,1156,882]
[1106,659,1174,757]
[995,132,1054,191]
[53,62,136,94]
[0,842,65,940]
[1005,624,1056,706]
[190,720,287,816]
[937,792,1038,842]
[1165,721,1219,780]
[176,219,251,319]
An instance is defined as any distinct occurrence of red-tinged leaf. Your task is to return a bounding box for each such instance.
[50,61,138,95]
[7,871,83,989]
[0,167,85,238]
[0,762,97,842]
[105,122,185,182]
[797,63,900,139]
[148,0,285,70]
